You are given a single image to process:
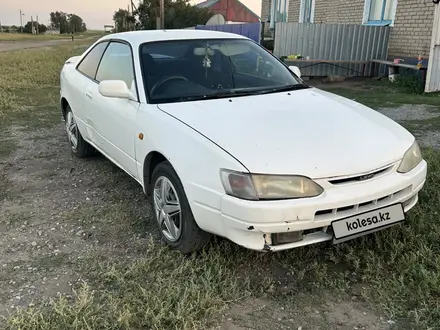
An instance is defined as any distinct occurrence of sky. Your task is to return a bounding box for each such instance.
[0,0,261,30]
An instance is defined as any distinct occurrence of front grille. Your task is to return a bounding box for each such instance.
[314,186,411,221]
[328,165,392,185]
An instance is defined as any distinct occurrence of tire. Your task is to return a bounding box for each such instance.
[65,105,95,158]
[150,161,212,254]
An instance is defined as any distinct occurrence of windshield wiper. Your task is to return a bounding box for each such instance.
[257,84,310,94]
[180,90,258,102]
[179,84,310,102]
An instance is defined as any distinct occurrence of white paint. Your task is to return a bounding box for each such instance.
[60,30,428,252]
[288,65,301,77]
[98,80,136,100]
[425,3,440,93]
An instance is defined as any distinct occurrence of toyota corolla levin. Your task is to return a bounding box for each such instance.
[60,30,427,254]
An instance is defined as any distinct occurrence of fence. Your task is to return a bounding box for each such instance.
[274,23,391,77]
[195,22,261,44]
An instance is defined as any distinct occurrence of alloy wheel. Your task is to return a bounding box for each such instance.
[153,176,182,242]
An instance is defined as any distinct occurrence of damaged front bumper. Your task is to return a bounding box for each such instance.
[217,160,427,252]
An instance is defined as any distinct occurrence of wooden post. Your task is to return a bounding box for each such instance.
[425,2,440,92]
[160,0,164,29]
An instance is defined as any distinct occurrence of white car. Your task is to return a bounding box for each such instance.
[60,30,427,254]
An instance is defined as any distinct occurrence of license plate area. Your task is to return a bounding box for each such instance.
[331,203,405,244]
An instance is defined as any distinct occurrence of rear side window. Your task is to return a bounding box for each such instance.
[77,42,109,79]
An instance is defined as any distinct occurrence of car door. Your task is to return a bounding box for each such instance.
[73,41,109,141]
[85,41,140,178]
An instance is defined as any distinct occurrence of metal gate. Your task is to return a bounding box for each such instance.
[425,3,440,93]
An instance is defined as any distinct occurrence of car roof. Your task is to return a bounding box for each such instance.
[99,29,249,47]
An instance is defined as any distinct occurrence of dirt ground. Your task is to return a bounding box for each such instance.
[0,123,152,315]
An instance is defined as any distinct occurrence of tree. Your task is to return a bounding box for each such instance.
[68,14,87,33]
[50,11,87,34]
[135,0,212,30]
[23,21,47,34]
[113,9,136,32]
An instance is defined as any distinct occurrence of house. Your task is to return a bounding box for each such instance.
[197,0,261,23]
[261,0,436,59]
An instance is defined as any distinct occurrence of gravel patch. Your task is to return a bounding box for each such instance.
[377,104,440,122]
[415,130,440,150]
[376,104,440,150]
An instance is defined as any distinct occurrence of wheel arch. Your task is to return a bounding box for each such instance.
[143,151,169,195]
[61,97,69,120]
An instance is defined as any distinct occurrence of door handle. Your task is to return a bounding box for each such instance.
[85,91,93,99]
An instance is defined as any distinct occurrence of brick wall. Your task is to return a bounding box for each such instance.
[388,0,434,58]
[261,0,271,22]
[287,0,301,22]
[261,0,271,34]
[313,0,365,24]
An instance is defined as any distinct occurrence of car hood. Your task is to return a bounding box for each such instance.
[157,88,414,178]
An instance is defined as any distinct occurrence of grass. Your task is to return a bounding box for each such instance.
[1,43,440,329]
[322,78,440,109]
[0,43,90,131]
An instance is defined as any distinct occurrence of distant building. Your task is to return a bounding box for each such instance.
[197,0,260,23]
[104,25,114,33]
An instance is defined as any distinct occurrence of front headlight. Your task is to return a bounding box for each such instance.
[397,140,422,173]
[220,169,324,200]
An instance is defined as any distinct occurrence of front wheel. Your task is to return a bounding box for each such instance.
[150,161,211,254]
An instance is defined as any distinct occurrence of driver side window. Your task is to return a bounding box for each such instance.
[231,51,267,78]
[96,42,135,93]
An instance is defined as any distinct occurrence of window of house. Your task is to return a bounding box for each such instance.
[271,0,289,23]
[299,0,315,23]
[363,0,397,25]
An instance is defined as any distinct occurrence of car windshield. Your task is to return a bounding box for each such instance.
[140,38,308,104]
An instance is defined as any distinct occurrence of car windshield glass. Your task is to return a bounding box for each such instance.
[140,39,307,104]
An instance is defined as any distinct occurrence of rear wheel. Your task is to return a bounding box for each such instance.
[65,106,95,158]
[150,161,211,254]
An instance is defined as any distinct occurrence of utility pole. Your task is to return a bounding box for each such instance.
[31,16,34,34]
[36,15,39,34]
[20,10,24,33]
[131,0,137,31]
[0,21,2,33]
[160,0,164,29]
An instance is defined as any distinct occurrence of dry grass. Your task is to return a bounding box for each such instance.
[1,43,440,329]
[0,43,90,129]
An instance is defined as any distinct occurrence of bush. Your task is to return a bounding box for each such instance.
[394,73,425,94]
[261,39,274,51]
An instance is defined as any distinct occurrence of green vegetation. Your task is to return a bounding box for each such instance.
[323,78,440,109]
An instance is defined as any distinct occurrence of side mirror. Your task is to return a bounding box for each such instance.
[98,80,134,100]
[288,65,301,78]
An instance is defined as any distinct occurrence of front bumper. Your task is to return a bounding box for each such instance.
[215,160,427,252]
